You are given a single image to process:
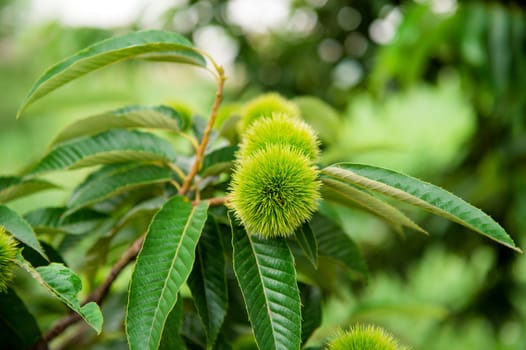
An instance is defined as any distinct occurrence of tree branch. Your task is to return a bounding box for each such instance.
[178,66,226,196]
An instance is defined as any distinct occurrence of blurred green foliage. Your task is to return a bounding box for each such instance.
[1,0,526,349]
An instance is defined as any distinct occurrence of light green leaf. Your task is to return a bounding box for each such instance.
[322,164,521,252]
[200,145,238,178]
[231,223,301,350]
[126,196,209,350]
[52,105,186,145]
[292,96,341,144]
[310,213,368,279]
[24,207,107,235]
[16,258,102,333]
[321,177,427,235]
[0,176,59,203]
[17,30,205,117]
[0,205,47,260]
[294,222,318,268]
[67,164,173,214]
[188,216,228,348]
[29,129,177,176]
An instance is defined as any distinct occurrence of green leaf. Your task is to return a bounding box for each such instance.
[126,196,209,350]
[188,216,228,348]
[231,223,302,350]
[310,213,368,279]
[299,283,322,346]
[322,163,521,252]
[24,207,107,235]
[0,205,47,260]
[17,30,205,117]
[321,177,427,235]
[0,288,42,349]
[200,145,238,178]
[294,222,318,268]
[159,297,185,350]
[67,164,173,214]
[16,258,103,333]
[292,96,341,144]
[29,129,177,176]
[52,105,186,145]
[0,176,59,203]
[181,311,207,348]
[115,196,167,231]
[21,241,65,268]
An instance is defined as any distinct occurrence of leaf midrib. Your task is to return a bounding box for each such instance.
[247,234,278,350]
[323,165,521,251]
[146,204,198,350]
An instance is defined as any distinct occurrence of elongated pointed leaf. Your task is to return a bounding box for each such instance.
[16,258,102,333]
[310,213,368,279]
[67,164,172,214]
[322,164,521,252]
[126,196,209,350]
[24,207,107,235]
[294,222,318,268]
[188,216,228,348]
[52,105,186,145]
[0,205,47,260]
[29,129,177,176]
[321,177,427,235]
[0,288,42,349]
[231,224,301,350]
[0,176,59,203]
[18,30,205,117]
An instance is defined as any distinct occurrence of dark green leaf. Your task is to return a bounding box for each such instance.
[29,129,177,176]
[231,222,302,350]
[115,196,167,231]
[16,258,102,333]
[0,205,47,260]
[159,297,185,350]
[52,105,186,145]
[67,163,173,214]
[0,288,42,350]
[294,222,318,268]
[188,216,228,348]
[181,311,207,349]
[310,213,368,279]
[24,207,107,235]
[0,176,59,203]
[322,163,521,252]
[18,30,205,117]
[21,241,66,268]
[200,145,238,178]
[126,196,209,350]
[299,283,322,346]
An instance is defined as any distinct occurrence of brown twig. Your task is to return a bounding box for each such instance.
[37,236,145,347]
[178,65,226,196]
[193,196,229,207]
